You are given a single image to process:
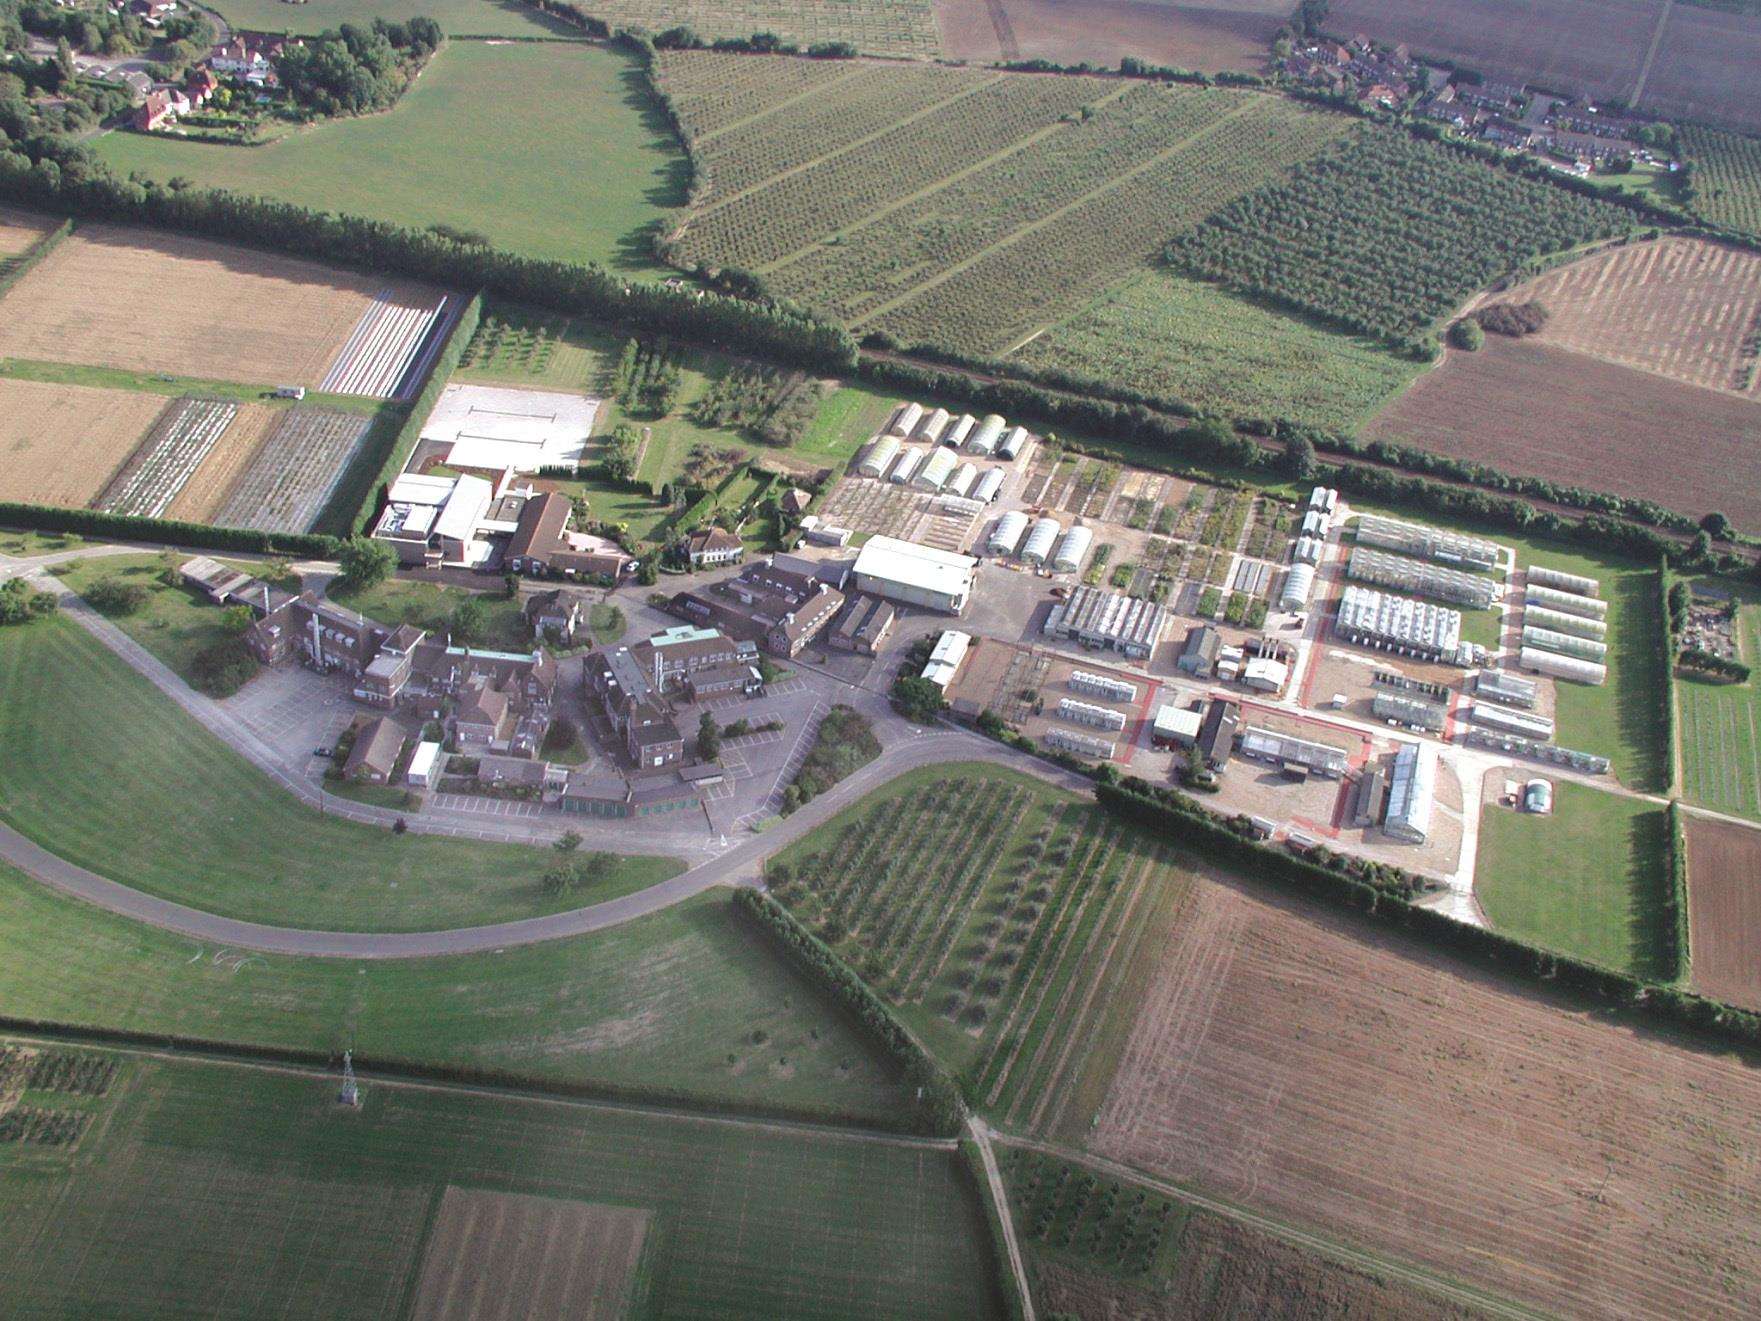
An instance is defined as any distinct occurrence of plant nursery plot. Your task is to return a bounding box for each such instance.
[216,407,376,534]
[1676,598,1761,821]
[0,378,168,509]
[1684,815,1761,1011]
[583,0,942,54]
[655,48,855,133]
[1680,125,1761,238]
[0,224,448,389]
[206,0,577,37]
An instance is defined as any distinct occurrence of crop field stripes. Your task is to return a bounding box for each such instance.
[216,408,373,533]
[691,64,869,147]
[97,397,237,518]
[656,51,855,135]
[321,291,455,401]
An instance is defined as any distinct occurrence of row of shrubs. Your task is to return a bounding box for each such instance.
[732,889,966,1135]
[0,501,339,558]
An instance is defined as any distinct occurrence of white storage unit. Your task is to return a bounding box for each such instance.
[887,449,923,485]
[1057,697,1128,731]
[1520,645,1607,686]
[998,425,1029,460]
[1525,584,1607,619]
[915,446,958,491]
[1308,486,1338,512]
[1301,509,1330,537]
[858,434,900,478]
[1528,564,1599,598]
[917,407,951,444]
[1522,625,1607,662]
[1052,524,1093,573]
[1279,563,1317,611]
[1470,701,1554,739]
[1293,536,1324,566]
[890,401,923,437]
[405,741,441,788]
[987,510,1030,556]
[1151,705,1203,747]
[921,629,971,688]
[1383,741,1437,843]
[971,469,1004,503]
[967,414,1007,455]
[1020,516,1062,566]
[1070,670,1138,703]
[1045,727,1115,760]
[1524,604,1607,640]
[945,461,978,498]
[945,413,977,448]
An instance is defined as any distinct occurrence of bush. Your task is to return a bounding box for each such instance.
[81,577,150,616]
[1448,318,1485,351]
[891,675,946,724]
[1473,300,1549,337]
[188,635,259,697]
[0,578,58,625]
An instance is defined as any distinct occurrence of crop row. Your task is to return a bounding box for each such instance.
[1680,124,1761,240]
[775,85,1246,321]
[656,49,851,135]
[869,96,1354,353]
[597,0,941,56]
[0,1106,88,1146]
[1166,124,1634,346]
[674,73,1107,271]
[459,313,562,377]
[218,409,371,534]
[27,1050,120,1096]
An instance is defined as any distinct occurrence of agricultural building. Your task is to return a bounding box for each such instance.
[372,471,494,568]
[888,449,923,485]
[859,435,901,478]
[1355,513,1498,571]
[970,469,1004,504]
[1335,585,1464,664]
[1371,691,1446,732]
[1475,669,1538,707]
[1238,727,1349,779]
[945,414,976,448]
[1052,525,1093,573]
[946,462,978,498]
[1021,517,1062,566]
[1177,625,1221,677]
[920,629,971,688]
[998,426,1029,460]
[1383,741,1437,843]
[1070,670,1137,703]
[1301,509,1330,538]
[1470,701,1554,739]
[1044,584,1171,659]
[418,384,597,473]
[1521,626,1607,662]
[1466,727,1610,772]
[1197,700,1239,768]
[1280,564,1317,612]
[937,494,985,519]
[1523,779,1554,813]
[1057,697,1127,731]
[917,408,951,443]
[1293,536,1324,566]
[1524,605,1606,640]
[1352,766,1387,827]
[1519,645,1607,686]
[853,536,977,614]
[804,522,852,547]
[1347,545,1496,610]
[968,415,1006,455]
[1152,705,1202,748]
[1241,657,1289,694]
[1527,564,1599,598]
[987,510,1029,556]
[1308,486,1338,512]
[915,446,958,491]
[1525,583,1607,619]
[890,402,923,437]
[1045,727,1115,760]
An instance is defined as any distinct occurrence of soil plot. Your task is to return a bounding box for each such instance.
[0,378,169,509]
[408,1188,650,1321]
[1685,815,1761,1013]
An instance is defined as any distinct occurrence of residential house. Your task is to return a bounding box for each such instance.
[135,89,180,130]
[342,716,406,784]
[684,526,745,569]
[505,491,633,580]
[523,588,586,646]
[185,66,217,108]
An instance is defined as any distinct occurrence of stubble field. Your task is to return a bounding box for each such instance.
[1684,815,1761,1012]
[1088,868,1761,1320]
[0,378,169,508]
[0,202,56,261]
[933,0,1281,71]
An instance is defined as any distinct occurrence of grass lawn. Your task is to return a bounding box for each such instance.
[330,575,529,652]
[798,382,897,462]
[0,872,909,1116]
[0,527,89,556]
[1015,267,1425,432]
[1475,780,1672,979]
[206,0,580,37]
[0,357,394,415]
[0,1049,998,1318]
[95,41,685,273]
[1676,588,1761,822]
[0,614,680,930]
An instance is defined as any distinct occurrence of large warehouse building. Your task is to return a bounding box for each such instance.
[1355,514,1499,572]
[1347,545,1496,610]
[1334,585,1466,664]
[418,384,597,473]
[853,536,977,614]
[1044,584,1171,659]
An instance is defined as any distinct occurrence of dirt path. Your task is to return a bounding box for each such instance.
[969,1118,1036,1321]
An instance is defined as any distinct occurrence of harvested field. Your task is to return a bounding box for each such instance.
[408,1189,649,1321]
[0,204,56,260]
[1636,5,1761,134]
[0,378,167,509]
[1685,816,1761,1012]
[162,403,280,524]
[577,0,940,54]
[1487,239,1761,395]
[933,0,1280,72]
[1090,866,1761,1320]
[1365,338,1761,530]
[216,407,373,533]
[0,225,447,389]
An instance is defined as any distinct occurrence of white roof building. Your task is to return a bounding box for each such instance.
[968,414,1006,455]
[859,434,902,478]
[971,469,1004,503]
[916,446,959,490]
[945,414,977,448]
[921,629,971,688]
[1383,741,1437,843]
[946,461,978,498]
[854,536,977,614]
[419,384,598,473]
[405,740,441,787]
[987,510,1029,556]
[1021,517,1061,565]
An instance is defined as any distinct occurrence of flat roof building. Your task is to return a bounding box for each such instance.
[1044,584,1171,659]
[1348,545,1496,610]
[854,536,977,614]
[1335,585,1464,663]
[1152,705,1203,748]
[418,384,597,473]
[1238,726,1349,778]
[922,630,971,688]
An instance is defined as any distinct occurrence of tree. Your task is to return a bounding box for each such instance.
[220,604,256,635]
[1690,529,1713,564]
[698,710,721,761]
[553,829,583,855]
[1449,318,1485,351]
[0,578,57,625]
[82,577,149,615]
[335,535,393,591]
[449,596,486,644]
[1701,512,1733,541]
[891,675,946,723]
[502,571,519,599]
[1281,432,1317,481]
[637,558,659,586]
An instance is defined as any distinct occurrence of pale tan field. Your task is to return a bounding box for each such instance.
[0,225,444,388]
[0,379,168,508]
[0,204,57,258]
[163,403,280,524]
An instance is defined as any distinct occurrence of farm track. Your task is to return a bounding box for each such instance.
[850,97,1258,329]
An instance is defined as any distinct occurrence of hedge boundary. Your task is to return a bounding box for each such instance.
[0,502,339,558]
[958,1135,1031,1321]
[1669,799,1692,985]
[0,215,70,300]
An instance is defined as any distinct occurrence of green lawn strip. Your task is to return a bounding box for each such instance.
[797,382,897,461]
[329,576,530,653]
[206,0,579,38]
[1675,589,1761,821]
[0,1049,995,1318]
[0,527,81,556]
[0,614,678,931]
[94,41,684,273]
[1475,781,1672,979]
[0,357,393,415]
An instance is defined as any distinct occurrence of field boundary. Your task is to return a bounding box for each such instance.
[693,62,870,146]
[0,215,70,300]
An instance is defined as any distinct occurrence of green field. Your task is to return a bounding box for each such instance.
[1016,268,1424,431]
[768,764,1195,1137]
[207,0,579,37]
[1676,594,1761,821]
[96,41,684,271]
[1475,781,1672,978]
[329,575,530,653]
[0,1051,997,1317]
[0,869,909,1115]
[0,613,680,930]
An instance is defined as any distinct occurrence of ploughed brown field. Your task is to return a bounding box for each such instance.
[1488,238,1761,396]
[1089,866,1761,1320]
[1328,0,1761,134]
[1364,337,1761,530]
[1685,816,1761,1013]
[0,224,445,389]
[0,203,57,258]
[933,0,1279,71]
[0,379,169,508]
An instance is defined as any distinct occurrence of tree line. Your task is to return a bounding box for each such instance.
[276,18,442,118]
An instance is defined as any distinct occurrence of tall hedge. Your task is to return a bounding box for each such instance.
[1668,799,1691,985]
[0,502,339,558]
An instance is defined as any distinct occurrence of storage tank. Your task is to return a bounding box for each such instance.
[997,425,1029,460]
[944,414,976,449]
[887,448,923,485]
[1279,563,1317,611]
[971,469,1004,503]
[987,510,1029,556]
[858,434,900,478]
[968,414,1007,455]
[889,401,923,437]
[916,408,951,444]
[915,446,958,491]
[1020,516,1061,565]
[945,461,978,498]
[1052,524,1093,573]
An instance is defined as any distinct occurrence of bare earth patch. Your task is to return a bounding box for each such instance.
[0,204,57,258]
[1685,816,1761,1013]
[934,0,1279,71]
[0,379,170,508]
[408,1188,649,1321]
[1090,869,1761,1320]
[163,403,280,524]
